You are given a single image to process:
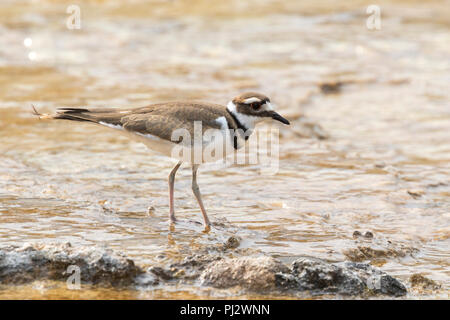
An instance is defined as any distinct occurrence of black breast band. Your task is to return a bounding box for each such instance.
[226,109,250,149]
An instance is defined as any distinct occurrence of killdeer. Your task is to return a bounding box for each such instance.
[32,92,290,230]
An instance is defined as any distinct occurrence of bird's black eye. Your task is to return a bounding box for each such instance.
[251,102,260,110]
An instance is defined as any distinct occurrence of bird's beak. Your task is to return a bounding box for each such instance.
[271,111,290,125]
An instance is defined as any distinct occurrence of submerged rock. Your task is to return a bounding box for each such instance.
[0,242,142,286]
[344,245,418,262]
[343,235,418,263]
[409,274,441,291]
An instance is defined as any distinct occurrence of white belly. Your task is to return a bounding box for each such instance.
[101,123,237,164]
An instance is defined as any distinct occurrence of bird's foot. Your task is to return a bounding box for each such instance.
[203,221,211,233]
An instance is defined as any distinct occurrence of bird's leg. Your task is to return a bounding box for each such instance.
[191,164,211,229]
[168,161,182,224]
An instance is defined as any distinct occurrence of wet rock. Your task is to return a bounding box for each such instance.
[199,255,406,296]
[319,81,344,94]
[172,254,222,274]
[407,189,424,199]
[288,258,366,295]
[222,236,241,250]
[285,258,406,296]
[318,78,375,95]
[200,256,290,291]
[409,274,441,291]
[147,206,155,215]
[364,231,374,239]
[343,262,407,296]
[353,230,373,239]
[150,254,223,281]
[148,266,176,281]
[0,243,407,297]
[352,230,362,238]
[0,242,142,286]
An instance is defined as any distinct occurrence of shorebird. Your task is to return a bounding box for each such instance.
[32,92,290,230]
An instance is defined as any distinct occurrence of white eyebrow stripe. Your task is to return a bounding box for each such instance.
[265,102,274,110]
[243,97,262,104]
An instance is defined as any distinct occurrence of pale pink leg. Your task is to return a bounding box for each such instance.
[168,161,182,223]
[191,165,211,229]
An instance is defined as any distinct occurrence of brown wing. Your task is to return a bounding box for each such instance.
[42,102,230,144]
[121,113,195,143]
[121,103,226,144]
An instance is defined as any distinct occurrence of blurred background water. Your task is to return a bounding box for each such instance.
[0,0,449,299]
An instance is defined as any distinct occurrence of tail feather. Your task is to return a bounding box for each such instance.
[31,105,123,125]
[57,107,90,113]
[54,107,98,123]
[31,104,54,120]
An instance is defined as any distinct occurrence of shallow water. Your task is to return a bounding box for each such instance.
[0,0,449,299]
